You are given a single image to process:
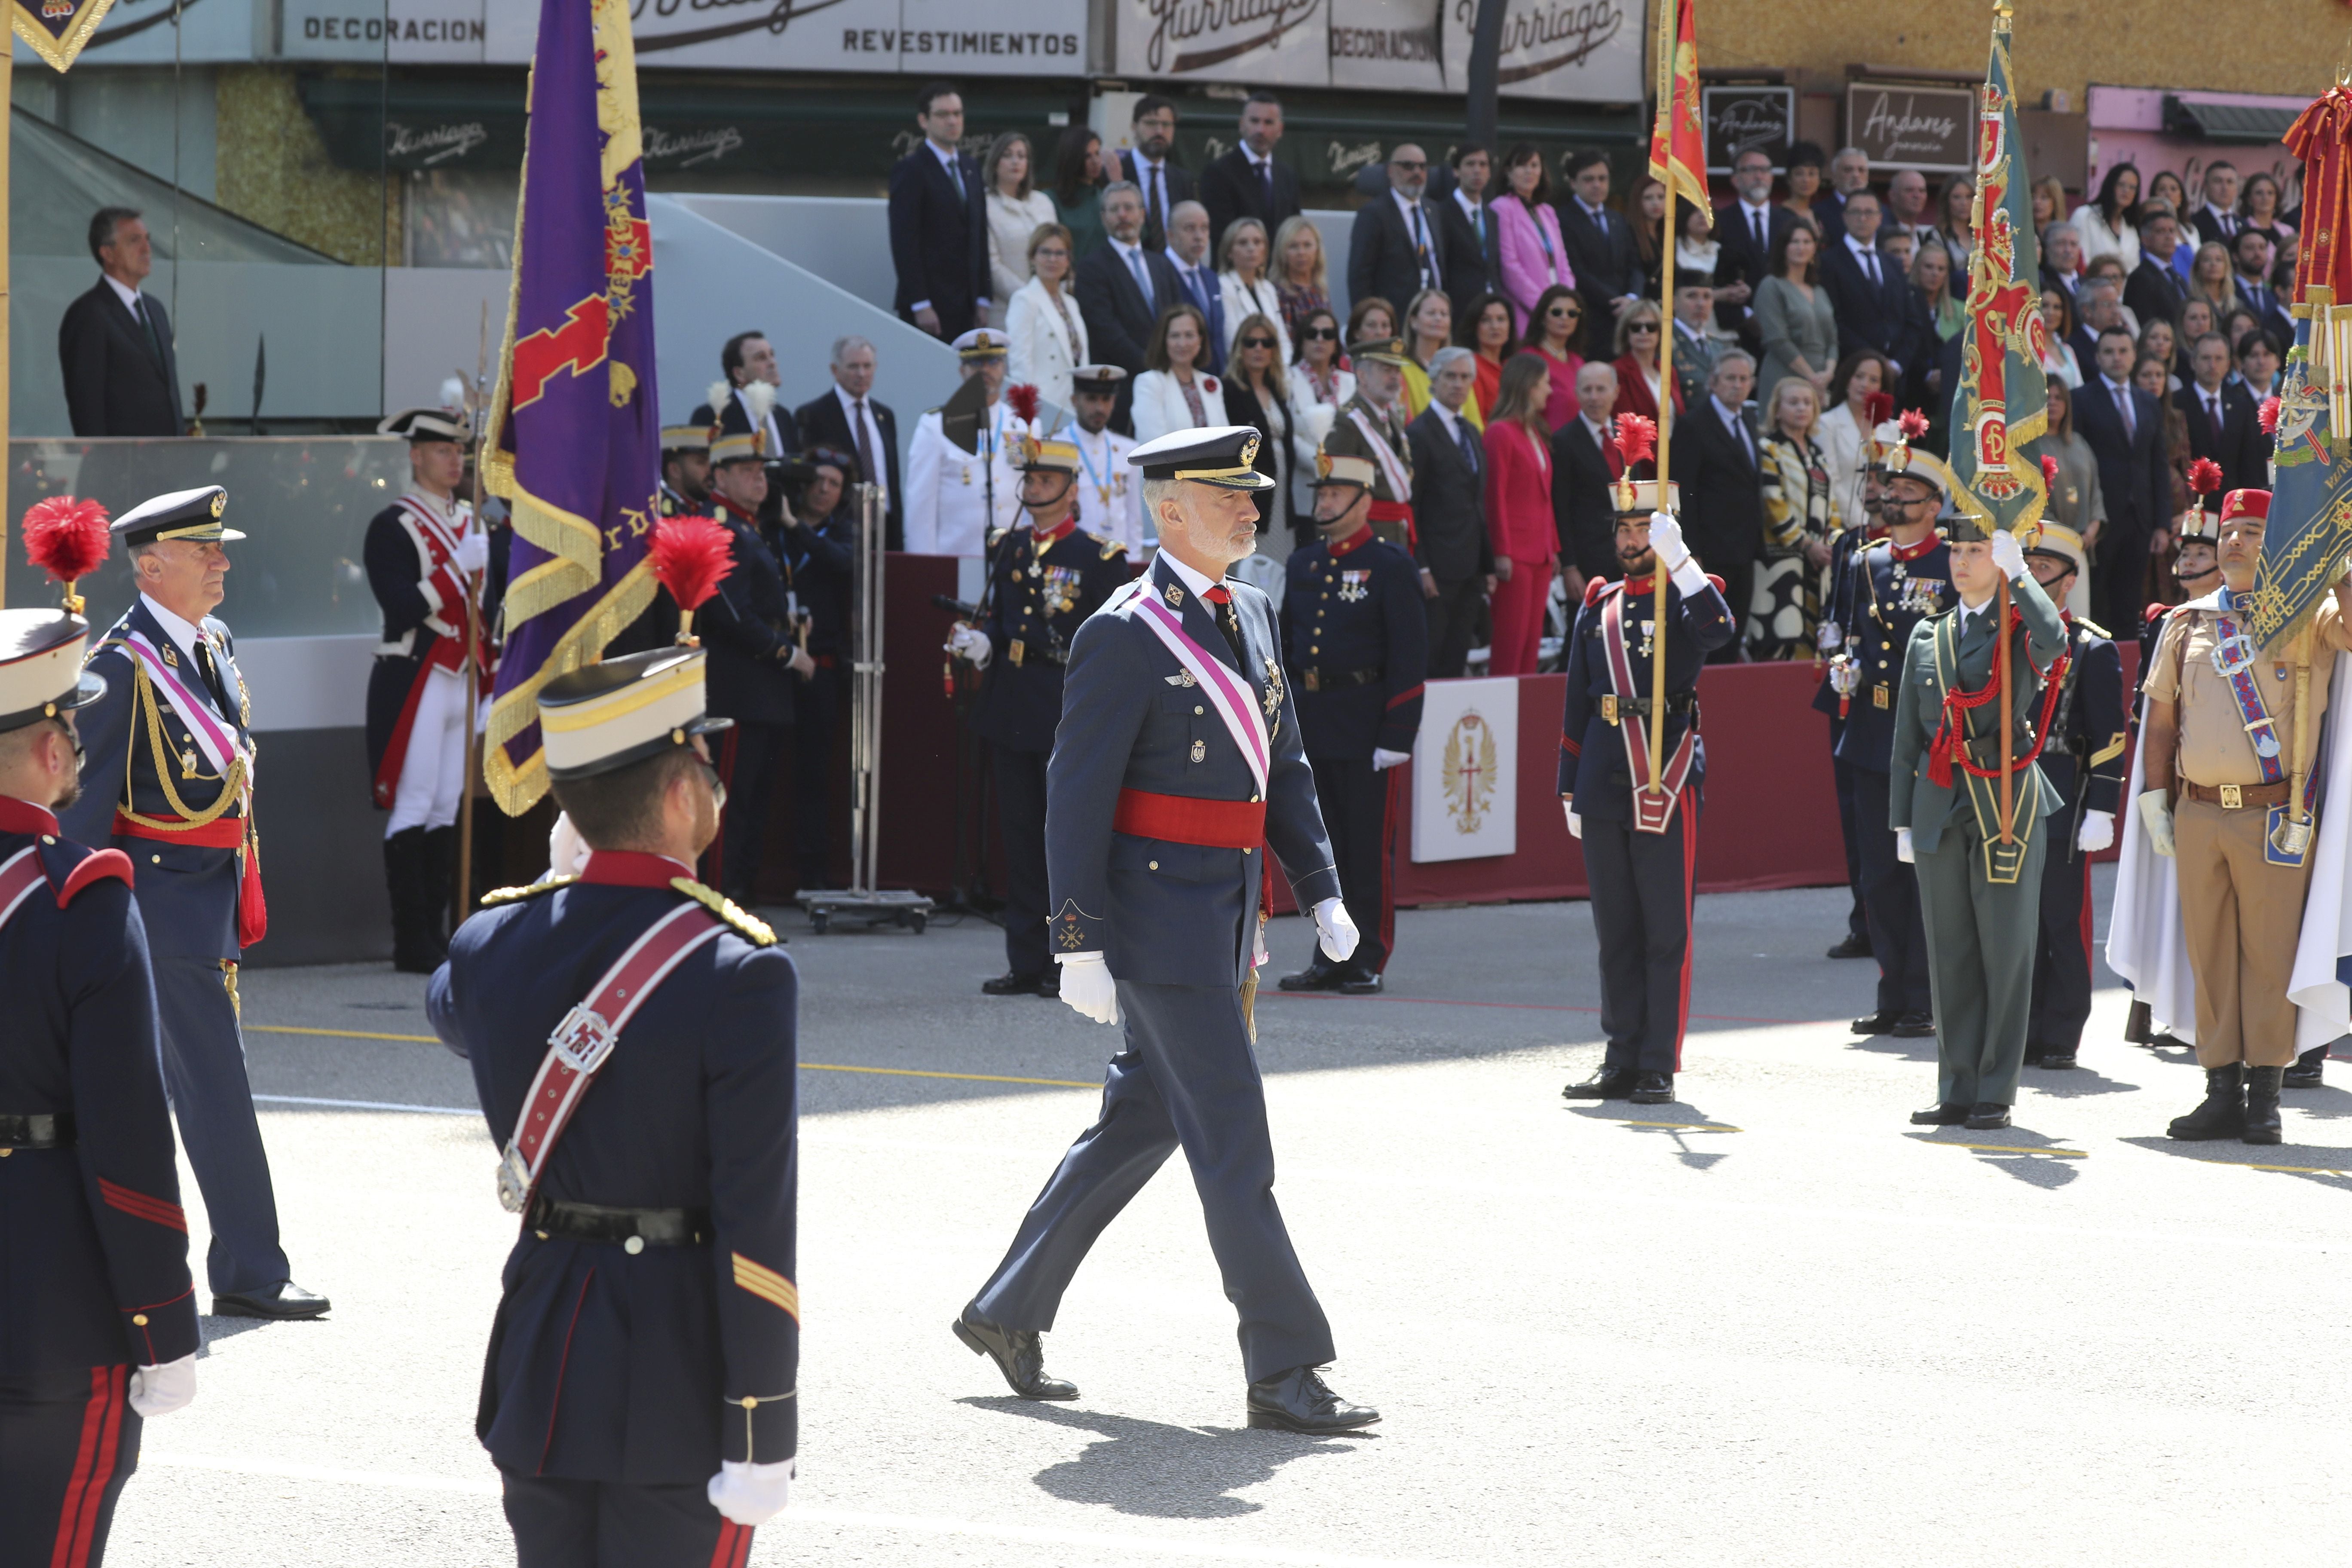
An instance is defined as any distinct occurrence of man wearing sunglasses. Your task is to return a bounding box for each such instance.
[1348,144,1446,320]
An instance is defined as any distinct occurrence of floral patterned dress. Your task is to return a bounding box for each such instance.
[1751,429,1841,658]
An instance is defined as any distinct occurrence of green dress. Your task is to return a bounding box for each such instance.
[1056,187,1108,261]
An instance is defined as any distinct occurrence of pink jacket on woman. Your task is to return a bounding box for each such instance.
[1495,195,1575,336]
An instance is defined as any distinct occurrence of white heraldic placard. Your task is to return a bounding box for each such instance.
[1411,678,1517,863]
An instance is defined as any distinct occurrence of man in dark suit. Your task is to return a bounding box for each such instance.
[2190,162,2244,248]
[2232,229,2294,344]
[2177,331,2267,496]
[1557,150,1644,358]
[2073,325,2175,628]
[1074,181,1185,434]
[1348,144,1447,320]
[1821,192,1911,376]
[2125,206,2190,330]
[59,207,182,437]
[1113,94,1193,253]
[1197,90,1300,253]
[1712,149,1794,339]
[1405,347,1494,676]
[2070,278,2122,373]
[795,333,902,548]
[887,81,989,340]
[1677,352,1766,659]
[1814,146,1871,233]
[1553,363,1624,591]
[1438,144,1498,317]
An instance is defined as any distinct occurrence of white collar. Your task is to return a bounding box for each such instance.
[1430,400,1464,435]
[1846,233,1880,260]
[1739,195,1772,217]
[1135,152,1164,174]
[1247,148,1272,169]
[141,593,209,665]
[1165,247,1206,275]
[1392,187,1425,217]
[1160,550,1222,597]
[1453,188,1483,217]
[2102,375,2132,397]
[2198,382,2226,401]
[1582,414,1608,442]
[1960,594,1998,623]
[1713,396,1744,428]
[835,383,869,415]
[2206,200,2231,219]
[929,140,961,168]
[103,273,143,313]
[1578,196,1608,219]
[1111,234,1144,260]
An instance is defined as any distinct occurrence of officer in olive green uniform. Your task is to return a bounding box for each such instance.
[1889,507,2067,1130]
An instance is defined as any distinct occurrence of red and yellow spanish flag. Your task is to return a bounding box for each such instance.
[1648,0,1708,210]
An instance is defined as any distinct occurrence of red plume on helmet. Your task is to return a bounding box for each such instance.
[646,513,735,645]
[21,496,111,614]
[1863,392,1896,429]
[1896,408,1930,441]
[2259,394,2283,435]
[1005,383,1042,426]
[1606,413,1657,478]
[2040,455,2061,487]
[2187,457,2224,497]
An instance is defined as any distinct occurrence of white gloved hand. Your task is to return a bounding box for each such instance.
[946,625,992,668]
[1829,660,1859,696]
[128,1354,196,1419]
[1646,510,1690,570]
[1895,827,1915,864]
[1816,620,1842,654]
[1055,952,1121,1025]
[1313,897,1359,962]
[1990,529,2027,582]
[2138,789,2176,858]
[545,811,591,880]
[706,1458,794,1527]
[2077,808,2116,854]
[1372,747,1412,771]
[1562,801,1583,839]
[454,529,490,577]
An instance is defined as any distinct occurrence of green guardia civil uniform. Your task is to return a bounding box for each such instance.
[1888,566,2067,1109]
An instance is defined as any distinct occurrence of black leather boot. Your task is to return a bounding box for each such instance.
[2243,1065,2286,1146]
[2166,1064,2245,1141]
[420,825,458,961]
[383,829,436,974]
[2285,1046,2327,1089]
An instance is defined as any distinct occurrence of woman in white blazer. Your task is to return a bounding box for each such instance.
[1215,218,1292,365]
[1129,303,1228,446]
[983,132,1058,327]
[1005,223,1088,411]
[1283,304,1355,522]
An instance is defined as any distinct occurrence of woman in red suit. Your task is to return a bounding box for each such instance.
[1481,353,1558,676]
[1608,299,1683,427]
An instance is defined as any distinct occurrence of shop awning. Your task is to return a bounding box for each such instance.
[2164,96,2301,145]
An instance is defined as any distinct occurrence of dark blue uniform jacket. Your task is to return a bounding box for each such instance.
[1815,536,1954,775]
[974,521,1132,753]
[2040,615,2128,826]
[1557,572,1735,821]
[1280,528,1428,760]
[699,501,799,729]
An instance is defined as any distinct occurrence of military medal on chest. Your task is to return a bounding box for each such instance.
[1337,569,1369,603]
[1638,618,1656,659]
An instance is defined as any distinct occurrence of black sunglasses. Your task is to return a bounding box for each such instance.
[1628,321,1660,333]
[1548,304,1582,318]
[1302,326,1338,340]
[1240,335,1277,349]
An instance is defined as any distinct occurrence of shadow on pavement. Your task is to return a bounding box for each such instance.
[2117,1135,2352,1184]
[1565,1104,1740,1170]
[1907,1126,2087,1188]
[1845,1030,1939,1065]
[2025,1065,2141,1098]
[957,1396,1369,1518]
[196,1315,275,1355]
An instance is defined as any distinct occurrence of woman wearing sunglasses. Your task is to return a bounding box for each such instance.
[1286,308,1356,525]
[1608,298,1681,427]
[1216,217,1293,368]
[1221,312,1298,556]
[1516,282,1586,431]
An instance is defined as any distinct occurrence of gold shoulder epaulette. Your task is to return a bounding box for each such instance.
[670,876,777,946]
[2075,616,2110,640]
[1098,536,1125,560]
[480,875,576,906]
[988,526,1009,547]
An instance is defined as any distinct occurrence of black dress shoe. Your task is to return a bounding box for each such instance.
[1277,956,1341,992]
[1562,1067,1637,1100]
[1851,1010,1900,1035]
[953,1306,1078,1400]
[982,971,1046,996]
[1032,968,1060,999]
[1910,1102,1971,1125]
[1628,1072,1675,1105]
[1889,1011,1937,1038]
[2037,1048,2078,1070]
[2285,1047,2327,1089]
[2021,1044,2046,1068]
[1825,933,1874,959]
[1245,1366,1379,1433]
[2150,1031,2193,1051]
[1334,962,1383,995]
[211,1281,331,1320]
[1964,1103,2011,1130]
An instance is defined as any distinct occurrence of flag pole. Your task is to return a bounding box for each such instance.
[1645,0,1676,796]
[457,300,488,912]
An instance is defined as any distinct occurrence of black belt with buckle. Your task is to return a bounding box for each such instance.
[1008,638,1068,668]
[0,1114,74,1149]
[1601,692,1700,723]
[525,1196,710,1250]
[1300,666,1382,692]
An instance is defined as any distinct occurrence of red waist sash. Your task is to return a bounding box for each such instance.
[114,811,244,849]
[1113,789,1266,849]
[113,810,266,946]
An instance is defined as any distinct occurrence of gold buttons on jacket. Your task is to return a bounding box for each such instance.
[132,1313,148,1326]
[624,1236,646,1255]
[1148,860,1159,870]
[1194,705,1204,715]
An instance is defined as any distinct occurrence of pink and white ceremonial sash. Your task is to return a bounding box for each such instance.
[1130,589,1271,797]
[0,847,42,931]
[1600,584,1697,835]
[120,632,246,779]
[495,900,727,1213]
[1344,407,1412,499]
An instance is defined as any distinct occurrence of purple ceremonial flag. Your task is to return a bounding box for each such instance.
[482,0,660,813]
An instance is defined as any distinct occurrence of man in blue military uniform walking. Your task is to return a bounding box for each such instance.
[1811,400,1895,961]
[947,431,1134,995]
[954,425,1379,1434]
[1820,416,1952,1041]
[429,644,800,1564]
[1278,449,1426,993]
[61,486,327,1321]
[0,602,201,1567]
[1557,472,1736,1106]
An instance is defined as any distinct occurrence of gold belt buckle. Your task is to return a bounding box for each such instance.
[1008,640,1025,666]
[2219,784,2243,809]
[1302,669,1321,692]
[1601,694,1619,726]
[1872,683,1890,710]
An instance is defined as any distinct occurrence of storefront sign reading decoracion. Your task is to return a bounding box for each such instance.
[1703,85,1794,173]
[10,0,119,69]
[1846,83,1975,173]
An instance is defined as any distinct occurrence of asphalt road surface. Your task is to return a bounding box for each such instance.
[109,871,2352,1567]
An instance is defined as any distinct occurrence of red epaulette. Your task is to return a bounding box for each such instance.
[1583,577,1611,607]
[1706,573,1726,592]
[2143,602,2170,625]
[55,847,133,906]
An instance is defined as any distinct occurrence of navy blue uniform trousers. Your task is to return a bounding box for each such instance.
[2029,839,2096,1054]
[0,1366,141,1568]
[501,1471,752,1568]
[1853,767,1932,1017]
[992,747,1050,980]
[972,980,1334,1382]
[153,957,288,1295]
[1581,795,1701,1074]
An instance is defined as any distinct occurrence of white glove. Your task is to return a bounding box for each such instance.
[2077,808,2116,854]
[1562,801,1583,839]
[946,625,992,668]
[1646,510,1690,570]
[454,529,490,577]
[706,1458,794,1527]
[545,811,592,880]
[1895,827,1915,864]
[1816,620,1842,654]
[1372,747,1412,771]
[1990,529,2027,581]
[1313,897,1359,962]
[129,1354,196,1419]
[2138,789,2176,858]
[1829,659,1859,696]
[1055,951,1121,1025]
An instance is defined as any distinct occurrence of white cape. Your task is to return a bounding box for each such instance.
[2106,707,2199,1042]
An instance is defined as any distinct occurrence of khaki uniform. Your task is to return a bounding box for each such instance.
[2144,596,2351,1068]
[1318,396,1415,548]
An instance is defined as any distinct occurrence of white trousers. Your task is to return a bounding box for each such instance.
[385,668,467,836]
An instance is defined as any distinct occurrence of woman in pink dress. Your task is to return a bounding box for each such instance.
[1494,141,1574,338]
[1481,353,1559,676]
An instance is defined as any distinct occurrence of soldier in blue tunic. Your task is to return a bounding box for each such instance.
[1277,449,1427,993]
[0,605,201,1568]
[947,432,1135,995]
[954,426,1379,1434]
[1557,478,1736,1106]
[429,645,800,1563]
[60,487,328,1322]
[1811,407,1896,961]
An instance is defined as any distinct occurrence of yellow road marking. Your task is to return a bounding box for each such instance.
[1920,1140,2088,1158]
[1603,1119,1743,1133]
[247,1024,1093,1090]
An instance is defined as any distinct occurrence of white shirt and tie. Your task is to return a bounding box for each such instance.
[2203,201,2240,239]
[1428,398,1478,472]
[2196,383,2228,439]
[1393,188,1441,291]
[1845,233,1886,290]
[912,139,985,318]
[1109,236,1158,313]
[103,272,164,359]
[2102,375,2138,441]
[832,383,888,487]
[1736,197,1773,257]
[1713,395,1755,467]
[1136,155,1173,234]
